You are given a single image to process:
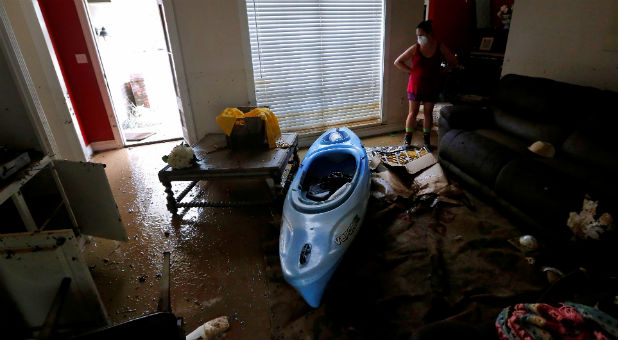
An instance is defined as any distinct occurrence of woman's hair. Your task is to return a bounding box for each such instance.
[417,20,433,34]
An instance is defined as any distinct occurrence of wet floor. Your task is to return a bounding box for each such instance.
[86,133,413,338]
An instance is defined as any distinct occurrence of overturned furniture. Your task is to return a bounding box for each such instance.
[0,157,128,339]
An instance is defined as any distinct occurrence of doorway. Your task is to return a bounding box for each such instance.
[85,0,182,146]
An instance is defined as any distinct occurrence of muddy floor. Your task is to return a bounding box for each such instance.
[85,133,410,338]
[85,131,575,339]
[87,142,274,339]
[264,192,547,340]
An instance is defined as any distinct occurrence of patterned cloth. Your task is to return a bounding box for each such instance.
[496,302,618,340]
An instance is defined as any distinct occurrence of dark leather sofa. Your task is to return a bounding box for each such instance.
[438,74,618,241]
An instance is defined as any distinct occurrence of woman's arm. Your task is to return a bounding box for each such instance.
[394,44,417,73]
[440,44,459,71]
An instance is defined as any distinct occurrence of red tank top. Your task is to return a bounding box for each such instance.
[407,44,442,96]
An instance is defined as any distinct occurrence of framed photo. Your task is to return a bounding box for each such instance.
[479,37,494,51]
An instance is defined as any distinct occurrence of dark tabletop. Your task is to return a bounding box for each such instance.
[159,133,298,176]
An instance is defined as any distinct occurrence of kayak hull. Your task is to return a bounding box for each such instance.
[279,127,371,307]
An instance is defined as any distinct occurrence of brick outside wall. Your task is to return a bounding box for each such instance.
[129,74,150,108]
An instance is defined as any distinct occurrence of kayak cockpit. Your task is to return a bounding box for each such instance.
[293,148,361,212]
[301,152,356,201]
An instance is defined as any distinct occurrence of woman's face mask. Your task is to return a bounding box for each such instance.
[417,35,429,45]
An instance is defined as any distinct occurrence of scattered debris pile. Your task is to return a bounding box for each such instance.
[367,145,451,203]
[567,196,614,240]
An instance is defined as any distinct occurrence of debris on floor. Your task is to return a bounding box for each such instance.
[371,168,414,201]
[366,145,433,172]
[567,196,614,240]
[186,316,230,340]
[368,145,448,203]
[413,163,449,198]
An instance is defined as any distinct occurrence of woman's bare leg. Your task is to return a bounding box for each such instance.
[406,100,421,130]
[405,100,421,146]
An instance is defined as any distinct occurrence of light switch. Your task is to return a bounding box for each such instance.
[75,54,88,64]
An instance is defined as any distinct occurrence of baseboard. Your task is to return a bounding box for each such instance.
[90,140,120,152]
[84,144,94,161]
[297,122,404,148]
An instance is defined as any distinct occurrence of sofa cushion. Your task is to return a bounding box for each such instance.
[495,158,585,228]
[493,75,559,121]
[439,129,517,186]
[561,130,618,174]
[475,129,529,154]
[492,108,573,146]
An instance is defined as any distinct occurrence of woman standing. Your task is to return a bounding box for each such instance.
[394,20,457,148]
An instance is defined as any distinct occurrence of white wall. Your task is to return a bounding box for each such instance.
[166,0,255,141]
[502,0,618,91]
[167,0,424,141]
[382,0,425,126]
[0,46,40,150]
[3,0,88,160]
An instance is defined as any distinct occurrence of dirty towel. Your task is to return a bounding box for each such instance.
[496,302,618,340]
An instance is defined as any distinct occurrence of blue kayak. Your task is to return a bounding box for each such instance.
[279,127,371,307]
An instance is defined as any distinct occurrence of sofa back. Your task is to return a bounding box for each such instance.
[493,74,590,123]
[493,75,560,122]
[493,74,618,174]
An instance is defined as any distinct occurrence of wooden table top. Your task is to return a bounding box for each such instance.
[159,133,298,176]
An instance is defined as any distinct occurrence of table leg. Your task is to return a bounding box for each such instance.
[265,177,279,200]
[283,146,300,194]
[159,174,178,215]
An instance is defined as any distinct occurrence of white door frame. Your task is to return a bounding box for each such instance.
[1,0,100,161]
[161,0,198,145]
[73,0,124,150]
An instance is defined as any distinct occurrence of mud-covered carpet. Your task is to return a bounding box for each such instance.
[263,191,548,340]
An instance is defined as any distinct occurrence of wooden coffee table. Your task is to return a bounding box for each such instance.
[158,133,299,214]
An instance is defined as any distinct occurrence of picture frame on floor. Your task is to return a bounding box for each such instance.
[479,37,494,51]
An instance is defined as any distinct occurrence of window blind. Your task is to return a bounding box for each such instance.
[246,0,384,133]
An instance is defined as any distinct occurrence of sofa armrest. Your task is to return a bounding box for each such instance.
[439,104,493,131]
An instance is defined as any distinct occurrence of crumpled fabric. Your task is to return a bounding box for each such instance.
[216,107,281,148]
[496,302,618,340]
[245,107,281,148]
[216,107,244,136]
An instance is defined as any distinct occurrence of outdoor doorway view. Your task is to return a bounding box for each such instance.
[87,0,182,146]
